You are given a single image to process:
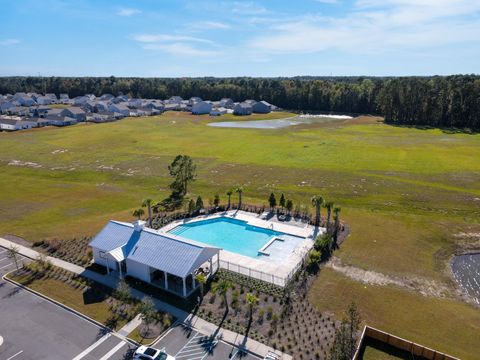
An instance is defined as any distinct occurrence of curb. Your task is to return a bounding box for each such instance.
[2,271,139,348]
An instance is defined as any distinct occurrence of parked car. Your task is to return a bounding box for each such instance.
[133,346,175,360]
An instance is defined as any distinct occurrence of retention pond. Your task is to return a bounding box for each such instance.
[451,253,480,304]
[208,114,353,129]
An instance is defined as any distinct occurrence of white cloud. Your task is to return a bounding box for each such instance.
[0,39,20,46]
[132,34,214,44]
[248,1,480,54]
[117,7,141,17]
[315,0,339,3]
[198,21,230,29]
[132,33,218,57]
[141,43,219,57]
[231,1,267,14]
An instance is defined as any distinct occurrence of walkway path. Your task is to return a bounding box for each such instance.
[0,237,292,360]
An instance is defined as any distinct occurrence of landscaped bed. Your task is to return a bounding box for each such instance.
[6,262,172,333]
[193,269,339,360]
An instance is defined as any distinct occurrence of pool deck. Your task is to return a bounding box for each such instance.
[160,210,324,286]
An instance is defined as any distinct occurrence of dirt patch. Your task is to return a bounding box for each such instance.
[326,257,451,299]
[8,159,42,168]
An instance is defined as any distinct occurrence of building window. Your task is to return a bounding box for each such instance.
[99,251,106,259]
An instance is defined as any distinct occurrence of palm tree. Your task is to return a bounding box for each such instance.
[132,208,145,220]
[213,279,232,313]
[324,201,334,232]
[235,186,244,209]
[311,195,324,226]
[333,207,341,247]
[268,193,277,212]
[246,293,259,325]
[195,273,207,301]
[7,245,20,270]
[226,189,233,209]
[142,198,154,227]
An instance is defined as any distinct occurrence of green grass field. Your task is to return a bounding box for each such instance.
[1,111,479,358]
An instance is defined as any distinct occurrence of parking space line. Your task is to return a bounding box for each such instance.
[0,262,14,270]
[98,340,127,360]
[0,256,10,262]
[72,333,112,360]
[6,350,24,360]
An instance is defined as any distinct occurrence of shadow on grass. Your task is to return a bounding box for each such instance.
[384,122,479,135]
[82,287,107,305]
[358,336,427,360]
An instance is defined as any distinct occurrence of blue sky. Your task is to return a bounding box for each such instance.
[0,0,479,76]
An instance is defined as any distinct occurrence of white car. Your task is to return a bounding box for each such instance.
[133,346,175,360]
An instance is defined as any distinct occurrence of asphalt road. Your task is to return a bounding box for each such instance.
[153,324,261,360]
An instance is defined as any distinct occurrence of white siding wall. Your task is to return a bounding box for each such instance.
[92,247,117,271]
[125,258,150,282]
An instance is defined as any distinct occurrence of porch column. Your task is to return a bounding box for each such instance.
[106,257,110,275]
[182,277,187,297]
[164,271,168,290]
[118,261,123,279]
[192,274,196,288]
[209,258,213,275]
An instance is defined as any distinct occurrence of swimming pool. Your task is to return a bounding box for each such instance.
[168,217,285,258]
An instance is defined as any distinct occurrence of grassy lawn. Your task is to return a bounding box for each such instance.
[128,327,152,345]
[8,269,128,330]
[48,104,71,109]
[0,110,479,356]
[309,268,480,360]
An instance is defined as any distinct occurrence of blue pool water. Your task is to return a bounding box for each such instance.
[168,217,284,258]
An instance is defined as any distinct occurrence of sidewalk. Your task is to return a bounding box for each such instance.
[0,237,292,360]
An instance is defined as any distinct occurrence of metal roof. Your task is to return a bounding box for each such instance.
[89,220,138,252]
[89,220,220,278]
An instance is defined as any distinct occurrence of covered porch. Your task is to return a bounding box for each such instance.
[149,252,220,297]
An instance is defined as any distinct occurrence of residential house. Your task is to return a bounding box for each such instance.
[89,220,220,298]
[87,111,118,123]
[108,103,130,116]
[128,99,143,109]
[95,101,110,112]
[12,93,36,107]
[44,115,77,127]
[29,117,50,127]
[188,97,202,106]
[167,96,183,104]
[32,106,51,118]
[64,107,87,122]
[0,101,15,114]
[210,107,228,116]
[81,100,96,113]
[45,93,58,103]
[233,102,253,116]
[36,96,53,105]
[0,118,22,131]
[99,94,114,101]
[191,101,212,115]
[252,100,272,114]
[219,98,234,109]
[7,107,30,116]
[59,94,70,104]
[73,96,89,105]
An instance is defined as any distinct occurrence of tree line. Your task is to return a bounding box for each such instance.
[0,75,478,130]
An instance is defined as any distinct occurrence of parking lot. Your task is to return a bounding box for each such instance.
[153,324,261,360]
[0,245,136,360]
[0,245,265,360]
